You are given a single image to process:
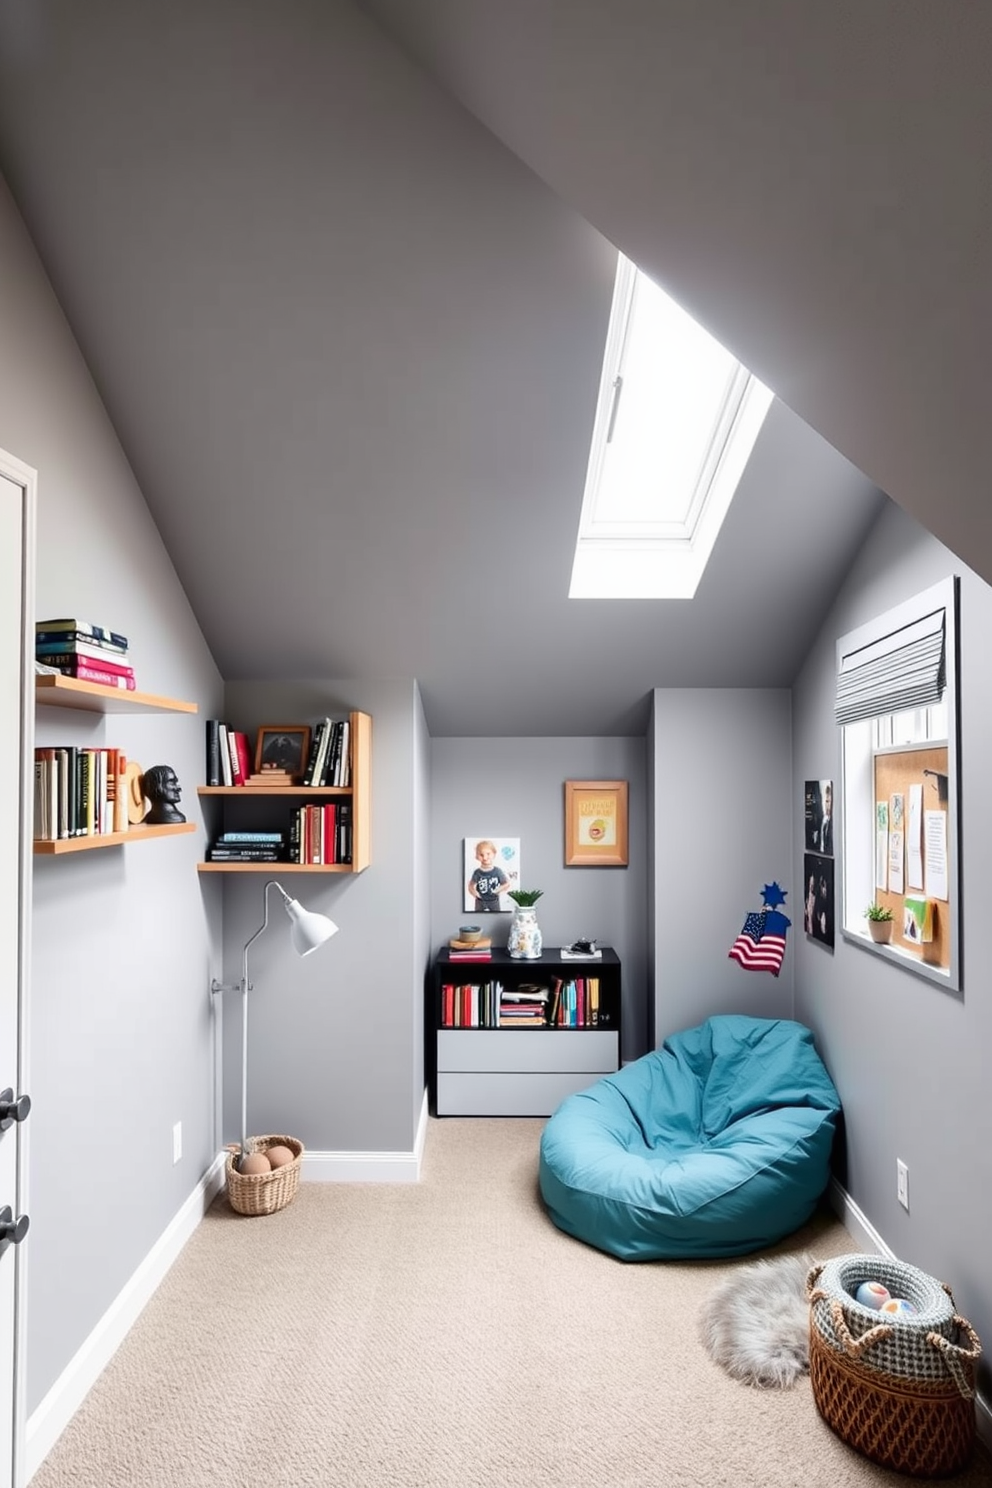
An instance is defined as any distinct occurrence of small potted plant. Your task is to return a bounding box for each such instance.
[507,888,544,960]
[864,902,894,944]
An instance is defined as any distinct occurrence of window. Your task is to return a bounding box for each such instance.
[836,577,960,991]
[569,253,773,599]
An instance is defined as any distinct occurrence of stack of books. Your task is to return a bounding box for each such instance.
[499,986,550,1027]
[36,619,135,692]
[207,832,286,863]
[302,717,351,787]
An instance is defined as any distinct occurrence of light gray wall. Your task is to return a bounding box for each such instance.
[649,689,794,1046]
[793,500,992,1382]
[412,685,430,1130]
[222,679,426,1153]
[0,174,224,1412]
[429,737,648,1060]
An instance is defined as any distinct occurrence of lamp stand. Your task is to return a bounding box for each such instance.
[211,879,301,1159]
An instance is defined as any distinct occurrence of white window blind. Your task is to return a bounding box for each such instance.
[835,608,946,726]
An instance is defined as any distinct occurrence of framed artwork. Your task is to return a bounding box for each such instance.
[564,780,629,867]
[463,836,521,914]
[254,724,311,779]
[804,779,834,856]
[803,851,835,949]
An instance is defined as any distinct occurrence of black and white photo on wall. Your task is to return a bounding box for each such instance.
[804,779,834,856]
[803,851,835,948]
[463,836,521,914]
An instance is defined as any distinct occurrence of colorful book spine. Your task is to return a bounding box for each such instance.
[36,619,129,648]
[36,632,129,657]
[39,649,133,677]
[63,664,136,691]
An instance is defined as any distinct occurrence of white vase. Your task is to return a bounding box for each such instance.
[508,906,543,960]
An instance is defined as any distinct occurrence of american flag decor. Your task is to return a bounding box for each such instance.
[728,909,790,977]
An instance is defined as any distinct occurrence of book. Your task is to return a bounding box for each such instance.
[36,619,129,648]
[336,800,352,863]
[335,719,351,786]
[559,946,603,960]
[38,648,134,677]
[448,949,492,961]
[56,663,136,691]
[218,831,285,843]
[226,728,244,786]
[36,632,129,656]
[208,846,283,861]
[217,723,232,786]
[205,720,222,786]
[233,732,251,785]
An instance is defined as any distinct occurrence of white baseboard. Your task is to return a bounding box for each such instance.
[828,1176,992,1452]
[24,1153,227,1483]
[302,1090,429,1184]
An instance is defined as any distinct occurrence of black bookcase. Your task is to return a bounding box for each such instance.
[427,947,621,1116]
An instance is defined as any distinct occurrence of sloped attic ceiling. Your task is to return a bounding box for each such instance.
[0,1,889,735]
[363,0,992,582]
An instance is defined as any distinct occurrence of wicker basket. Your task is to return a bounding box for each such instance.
[807,1255,982,1478]
[225,1134,304,1217]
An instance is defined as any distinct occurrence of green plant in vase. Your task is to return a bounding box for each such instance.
[864,902,894,943]
[507,888,544,959]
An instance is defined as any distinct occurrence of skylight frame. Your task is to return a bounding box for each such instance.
[569,254,773,600]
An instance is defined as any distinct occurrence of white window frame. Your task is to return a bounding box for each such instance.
[837,576,961,991]
[569,254,773,600]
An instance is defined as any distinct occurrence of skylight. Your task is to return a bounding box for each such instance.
[569,254,773,599]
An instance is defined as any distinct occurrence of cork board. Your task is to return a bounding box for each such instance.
[873,745,950,970]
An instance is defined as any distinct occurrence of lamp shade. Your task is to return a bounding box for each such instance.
[283,897,339,956]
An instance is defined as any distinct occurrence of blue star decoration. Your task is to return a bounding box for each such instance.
[761,881,787,910]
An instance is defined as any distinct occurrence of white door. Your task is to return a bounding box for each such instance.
[0,453,36,1488]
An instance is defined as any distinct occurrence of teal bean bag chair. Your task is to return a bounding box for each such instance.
[539,1014,840,1261]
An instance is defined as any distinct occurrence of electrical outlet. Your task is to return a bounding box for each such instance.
[172,1121,182,1165]
[896,1158,909,1210]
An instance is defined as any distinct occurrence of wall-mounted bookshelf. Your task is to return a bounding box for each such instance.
[35,823,195,854]
[36,674,197,715]
[196,710,371,874]
[34,673,198,854]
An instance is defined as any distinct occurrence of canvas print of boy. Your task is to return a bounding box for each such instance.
[464,837,520,913]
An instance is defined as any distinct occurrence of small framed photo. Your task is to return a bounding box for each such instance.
[564,780,629,867]
[254,725,311,780]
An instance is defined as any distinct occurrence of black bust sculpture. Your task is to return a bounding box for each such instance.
[141,763,186,825]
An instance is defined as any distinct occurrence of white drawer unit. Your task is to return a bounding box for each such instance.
[429,949,622,1116]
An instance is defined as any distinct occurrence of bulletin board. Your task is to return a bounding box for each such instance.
[873,745,950,971]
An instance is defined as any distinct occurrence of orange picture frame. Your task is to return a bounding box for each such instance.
[564,779,629,867]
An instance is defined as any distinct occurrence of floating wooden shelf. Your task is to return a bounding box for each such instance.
[197,861,352,874]
[34,823,197,854]
[36,675,197,715]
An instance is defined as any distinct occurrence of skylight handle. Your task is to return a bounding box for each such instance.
[606,374,624,443]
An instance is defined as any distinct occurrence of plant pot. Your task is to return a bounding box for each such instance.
[508,906,543,959]
[868,919,893,944]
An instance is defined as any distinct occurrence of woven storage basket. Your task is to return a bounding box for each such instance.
[807,1254,981,1478]
[226,1134,304,1217]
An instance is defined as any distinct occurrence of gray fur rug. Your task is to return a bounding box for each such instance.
[698,1253,814,1388]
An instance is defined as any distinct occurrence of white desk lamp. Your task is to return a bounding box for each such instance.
[211,879,338,1158]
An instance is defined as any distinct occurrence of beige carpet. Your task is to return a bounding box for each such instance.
[32,1120,992,1487]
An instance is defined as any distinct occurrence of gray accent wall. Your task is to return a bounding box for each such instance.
[793,500,992,1379]
[429,737,648,1060]
[222,679,427,1154]
[649,689,794,1047]
[0,175,224,1412]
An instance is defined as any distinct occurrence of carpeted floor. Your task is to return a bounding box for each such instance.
[31,1119,992,1486]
